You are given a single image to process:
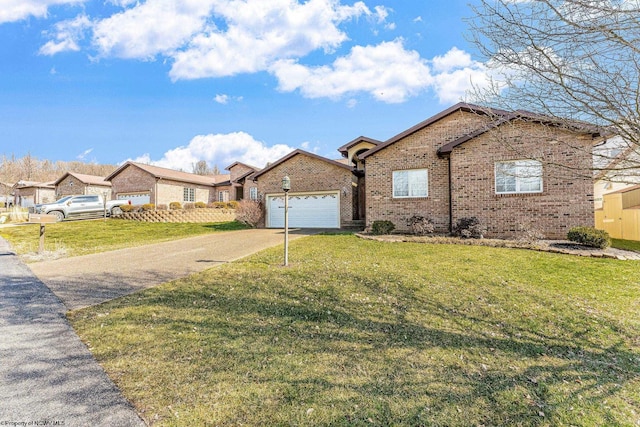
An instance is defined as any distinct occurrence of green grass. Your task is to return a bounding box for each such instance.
[0,219,247,258]
[612,238,640,253]
[69,235,640,426]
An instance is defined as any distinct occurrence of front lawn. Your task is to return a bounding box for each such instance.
[612,238,640,253]
[0,219,247,258]
[69,235,640,426]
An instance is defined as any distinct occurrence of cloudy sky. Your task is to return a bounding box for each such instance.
[0,0,492,172]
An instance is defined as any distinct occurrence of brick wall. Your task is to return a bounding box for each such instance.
[109,166,156,202]
[364,111,595,239]
[365,110,492,233]
[255,154,356,227]
[450,122,595,239]
[157,180,214,205]
[229,163,254,182]
[57,175,111,198]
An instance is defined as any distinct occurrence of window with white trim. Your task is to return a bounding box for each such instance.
[495,160,543,194]
[218,190,229,202]
[249,187,258,200]
[393,169,428,198]
[183,187,195,202]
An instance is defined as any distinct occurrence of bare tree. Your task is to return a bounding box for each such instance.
[192,160,211,175]
[467,0,640,183]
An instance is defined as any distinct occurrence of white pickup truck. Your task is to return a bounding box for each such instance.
[32,195,130,222]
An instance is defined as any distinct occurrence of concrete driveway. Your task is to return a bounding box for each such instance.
[29,228,314,310]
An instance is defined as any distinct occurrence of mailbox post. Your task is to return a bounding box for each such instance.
[28,214,58,254]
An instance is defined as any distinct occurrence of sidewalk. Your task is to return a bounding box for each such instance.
[0,237,145,426]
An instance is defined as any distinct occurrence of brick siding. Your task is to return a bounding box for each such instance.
[255,154,356,227]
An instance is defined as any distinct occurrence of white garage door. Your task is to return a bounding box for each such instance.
[118,193,150,205]
[267,192,340,228]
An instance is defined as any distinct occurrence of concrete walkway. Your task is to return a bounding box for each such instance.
[0,238,145,426]
[1,228,315,425]
[30,228,313,310]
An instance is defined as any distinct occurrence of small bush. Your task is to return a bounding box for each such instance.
[169,202,182,210]
[407,215,435,236]
[184,203,195,210]
[195,201,206,208]
[141,203,155,212]
[371,220,395,235]
[235,200,263,228]
[120,204,135,213]
[567,226,611,249]
[453,217,485,239]
[517,223,545,244]
[227,201,239,210]
[212,202,226,209]
[156,204,168,211]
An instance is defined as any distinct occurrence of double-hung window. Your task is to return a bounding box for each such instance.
[183,187,195,202]
[249,187,258,200]
[495,160,543,194]
[393,169,428,198]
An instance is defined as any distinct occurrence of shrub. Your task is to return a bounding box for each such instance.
[195,201,206,209]
[517,223,545,244]
[567,226,611,249]
[156,204,168,211]
[169,202,182,210]
[453,217,485,239]
[141,203,155,211]
[184,203,195,210]
[235,200,263,228]
[120,204,135,213]
[407,215,435,236]
[212,202,226,209]
[226,201,239,210]
[371,220,395,235]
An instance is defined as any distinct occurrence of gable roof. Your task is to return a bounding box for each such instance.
[337,136,382,155]
[251,149,353,180]
[14,180,56,189]
[225,161,259,172]
[105,161,227,186]
[360,102,605,159]
[54,172,112,187]
[360,103,508,160]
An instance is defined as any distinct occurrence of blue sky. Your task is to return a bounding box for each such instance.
[0,0,491,172]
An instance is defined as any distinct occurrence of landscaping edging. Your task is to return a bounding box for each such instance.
[115,208,236,223]
[355,233,640,260]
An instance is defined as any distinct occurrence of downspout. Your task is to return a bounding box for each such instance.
[447,155,453,234]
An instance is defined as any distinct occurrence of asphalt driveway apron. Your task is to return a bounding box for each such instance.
[29,228,313,310]
[0,238,145,426]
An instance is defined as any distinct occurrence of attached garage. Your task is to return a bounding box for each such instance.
[267,191,340,228]
[118,193,150,205]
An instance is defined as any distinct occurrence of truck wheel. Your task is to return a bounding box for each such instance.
[111,206,123,216]
[51,211,64,222]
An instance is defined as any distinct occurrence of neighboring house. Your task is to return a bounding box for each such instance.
[593,136,640,209]
[360,103,603,239]
[251,103,603,237]
[105,162,229,206]
[0,182,14,206]
[55,172,112,199]
[596,185,640,241]
[13,181,56,207]
[250,149,359,228]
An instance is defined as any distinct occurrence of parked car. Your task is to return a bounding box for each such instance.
[32,195,130,221]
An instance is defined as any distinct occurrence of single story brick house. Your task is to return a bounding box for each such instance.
[105,161,230,206]
[251,103,603,238]
[250,149,360,228]
[220,162,261,202]
[13,181,56,207]
[55,172,112,199]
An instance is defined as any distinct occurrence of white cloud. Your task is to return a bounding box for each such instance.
[92,0,213,60]
[0,0,84,24]
[271,39,434,103]
[39,14,91,56]
[214,94,229,104]
[77,148,93,160]
[129,132,295,171]
[169,0,371,80]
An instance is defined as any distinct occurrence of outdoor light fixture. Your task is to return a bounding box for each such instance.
[282,176,290,266]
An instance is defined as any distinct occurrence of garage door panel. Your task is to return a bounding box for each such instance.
[268,192,339,228]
